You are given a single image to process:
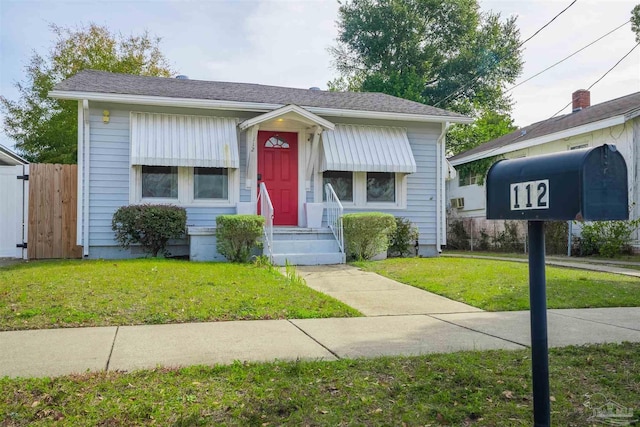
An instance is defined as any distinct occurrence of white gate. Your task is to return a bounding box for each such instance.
[0,165,27,258]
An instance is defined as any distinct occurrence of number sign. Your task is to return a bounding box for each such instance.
[510,180,549,211]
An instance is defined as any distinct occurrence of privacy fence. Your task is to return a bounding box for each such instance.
[28,163,82,259]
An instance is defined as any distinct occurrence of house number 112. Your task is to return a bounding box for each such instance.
[510,180,549,211]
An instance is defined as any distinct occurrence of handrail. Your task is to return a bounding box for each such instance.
[259,182,274,262]
[325,183,345,257]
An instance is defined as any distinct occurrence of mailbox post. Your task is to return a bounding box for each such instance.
[486,144,628,427]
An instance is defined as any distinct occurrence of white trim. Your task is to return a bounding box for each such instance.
[305,126,322,186]
[82,100,90,257]
[245,125,259,189]
[49,90,472,124]
[239,104,335,130]
[76,101,84,246]
[297,132,305,226]
[316,171,407,210]
[436,122,450,251]
[450,116,626,166]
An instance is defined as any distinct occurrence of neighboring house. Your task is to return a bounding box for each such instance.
[0,145,28,259]
[49,70,471,264]
[447,89,640,247]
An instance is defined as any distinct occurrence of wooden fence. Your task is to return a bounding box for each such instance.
[28,163,82,259]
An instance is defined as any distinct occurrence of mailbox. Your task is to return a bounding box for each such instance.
[486,144,628,221]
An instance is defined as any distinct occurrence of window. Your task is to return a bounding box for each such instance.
[265,136,289,148]
[142,166,178,198]
[367,172,395,202]
[458,173,481,187]
[133,166,236,206]
[194,168,228,200]
[569,144,588,150]
[323,171,353,202]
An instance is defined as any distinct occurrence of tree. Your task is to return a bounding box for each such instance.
[1,24,174,163]
[632,4,640,43]
[329,0,523,117]
[447,110,516,156]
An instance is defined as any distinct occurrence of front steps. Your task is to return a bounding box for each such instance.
[267,227,345,266]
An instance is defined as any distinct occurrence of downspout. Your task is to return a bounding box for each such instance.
[76,101,84,247]
[436,121,450,253]
[82,100,90,257]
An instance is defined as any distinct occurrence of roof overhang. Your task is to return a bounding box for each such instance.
[449,115,627,166]
[49,90,473,124]
[0,145,27,165]
[239,104,335,131]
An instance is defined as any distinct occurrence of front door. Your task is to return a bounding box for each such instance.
[257,131,298,226]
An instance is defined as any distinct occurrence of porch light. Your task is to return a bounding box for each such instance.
[102,110,110,124]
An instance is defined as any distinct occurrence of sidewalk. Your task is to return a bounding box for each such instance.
[2,266,639,379]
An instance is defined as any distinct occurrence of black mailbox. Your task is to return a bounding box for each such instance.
[486,144,628,221]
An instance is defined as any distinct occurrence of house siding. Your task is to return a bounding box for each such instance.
[85,103,443,258]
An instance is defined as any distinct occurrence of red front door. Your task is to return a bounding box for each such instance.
[258,131,298,226]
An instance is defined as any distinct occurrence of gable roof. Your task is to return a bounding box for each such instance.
[50,70,471,123]
[450,91,640,165]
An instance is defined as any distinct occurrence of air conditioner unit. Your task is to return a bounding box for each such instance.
[451,198,465,209]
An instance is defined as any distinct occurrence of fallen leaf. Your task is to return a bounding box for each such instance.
[502,390,514,399]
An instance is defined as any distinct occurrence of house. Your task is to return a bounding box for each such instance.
[0,145,28,259]
[49,70,471,264]
[447,89,640,248]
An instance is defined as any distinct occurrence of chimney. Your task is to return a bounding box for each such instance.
[572,89,590,112]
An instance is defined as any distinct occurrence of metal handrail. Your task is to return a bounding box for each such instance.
[259,182,274,262]
[325,183,344,255]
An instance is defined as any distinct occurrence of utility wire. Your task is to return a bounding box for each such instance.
[457,41,640,161]
[506,19,630,93]
[433,0,579,108]
[549,41,640,118]
[518,0,578,48]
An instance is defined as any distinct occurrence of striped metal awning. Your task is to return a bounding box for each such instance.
[130,112,239,168]
[321,124,416,173]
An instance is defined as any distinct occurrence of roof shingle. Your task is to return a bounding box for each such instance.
[53,70,467,119]
[450,91,640,162]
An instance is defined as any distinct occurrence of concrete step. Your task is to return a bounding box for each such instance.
[272,227,334,241]
[272,252,345,266]
[272,239,340,254]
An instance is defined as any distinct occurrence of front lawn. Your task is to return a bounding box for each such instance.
[0,259,360,331]
[1,343,638,426]
[354,258,640,311]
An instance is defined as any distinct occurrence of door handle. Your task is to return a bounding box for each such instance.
[257,173,262,181]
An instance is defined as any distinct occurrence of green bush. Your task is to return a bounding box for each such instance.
[388,217,418,257]
[447,219,469,250]
[216,215,265,262]
[343,212,396,261]
[493,221,523,253]
[544,221,569,255]
[112,204,187,257]
[579,219,640,258]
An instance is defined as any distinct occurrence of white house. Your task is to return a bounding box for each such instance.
[447,90,640,247]
[0,145,28,259]
[49,70,471,264]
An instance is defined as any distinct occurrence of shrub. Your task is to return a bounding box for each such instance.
[216,215,265,262]
[493,221,523,253]
[477,228,491,251]
[112,204,187,257]
[388,217,418,257]
[544,221,569,255]
[447,219,469,250]
[578,219,640,258]
[343,212,396,261]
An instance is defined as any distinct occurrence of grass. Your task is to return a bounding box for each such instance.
[354,258,640,311]
[1,342,638,426]
[0,259,360,331]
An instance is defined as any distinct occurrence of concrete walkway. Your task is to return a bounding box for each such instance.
[2,265,640,378]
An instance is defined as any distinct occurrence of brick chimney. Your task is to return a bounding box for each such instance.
[572,89,590,112]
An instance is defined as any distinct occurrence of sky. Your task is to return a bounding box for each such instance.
[1,0,639,151]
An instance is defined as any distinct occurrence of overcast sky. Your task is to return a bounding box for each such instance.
[1,0,639,150]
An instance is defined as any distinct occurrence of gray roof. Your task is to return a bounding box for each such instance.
[450,91,640,163]
[53,70,467,119]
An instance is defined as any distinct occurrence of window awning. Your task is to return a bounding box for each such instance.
[130,112,239,168]
[321,124,416,173]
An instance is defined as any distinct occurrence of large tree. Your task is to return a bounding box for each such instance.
[1,24,175,163]
[632,4,640,43]
[330,0,523,153]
